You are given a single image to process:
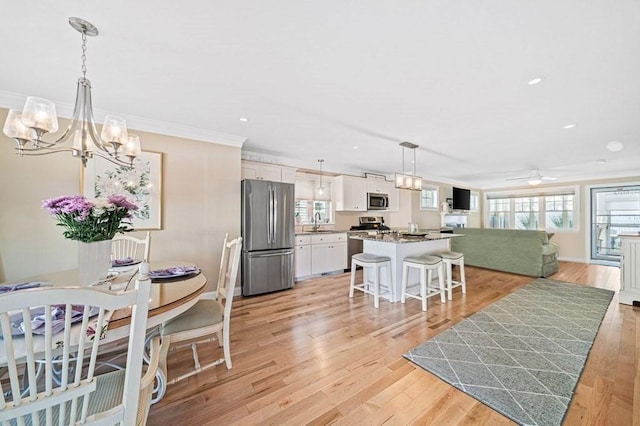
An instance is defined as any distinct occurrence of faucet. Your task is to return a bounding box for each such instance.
[312,212,322,231]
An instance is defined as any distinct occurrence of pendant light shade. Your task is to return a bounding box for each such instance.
[395,142,423,190]
[317,159,325,195]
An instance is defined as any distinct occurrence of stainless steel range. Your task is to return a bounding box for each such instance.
[346,217,391,271]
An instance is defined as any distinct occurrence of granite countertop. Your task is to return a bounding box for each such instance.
[349,232,464,244]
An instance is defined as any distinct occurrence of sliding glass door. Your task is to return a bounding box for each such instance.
[590,185,640,262]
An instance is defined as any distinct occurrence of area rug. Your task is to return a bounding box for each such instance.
[403,278,614,426]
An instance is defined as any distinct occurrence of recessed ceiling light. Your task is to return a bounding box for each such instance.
[606,141,624,152]
[596,159,606,165]
[352,146,359,150]
[527,77,544,85]
[239,117,249,122]
[563,124,576,129]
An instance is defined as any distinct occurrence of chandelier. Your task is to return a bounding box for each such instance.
[395,142,423,191]
[2,17,141,167]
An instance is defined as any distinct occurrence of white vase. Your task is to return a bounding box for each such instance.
[78,240,113,286]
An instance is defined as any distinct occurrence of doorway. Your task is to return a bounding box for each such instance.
[590,185,640,262]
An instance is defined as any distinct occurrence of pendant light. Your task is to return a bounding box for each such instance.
[317,159,325,195]
[395,142,423,190]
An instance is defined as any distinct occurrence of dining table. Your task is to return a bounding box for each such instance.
[0,261,207,378]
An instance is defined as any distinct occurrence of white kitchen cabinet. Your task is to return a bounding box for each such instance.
[334,176,367,211]
[280,167,297,184]
[619,235,640,305]
[295,244,312,279]
[241,161,297,183]
[295,232,347,279]
[386,181,400,211]
[366,176,387,194]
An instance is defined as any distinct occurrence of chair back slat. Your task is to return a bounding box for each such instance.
[112,231,151,262]
[0,266,151,425]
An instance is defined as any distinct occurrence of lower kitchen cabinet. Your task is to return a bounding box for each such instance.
[295,233,347,280]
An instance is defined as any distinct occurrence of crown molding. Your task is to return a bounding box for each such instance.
[0,91,246,148]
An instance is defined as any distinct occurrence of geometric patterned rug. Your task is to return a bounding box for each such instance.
[403,278,614,426]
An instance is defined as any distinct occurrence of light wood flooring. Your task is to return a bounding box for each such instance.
[147,262,638,425]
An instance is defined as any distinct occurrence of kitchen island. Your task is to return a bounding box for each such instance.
[349,233,463,303]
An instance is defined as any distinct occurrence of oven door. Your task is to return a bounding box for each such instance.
[367,193,389,210]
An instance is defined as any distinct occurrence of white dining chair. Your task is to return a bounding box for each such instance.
[112,231,151,262]
[0,263,155,425]
[158,234,242,393]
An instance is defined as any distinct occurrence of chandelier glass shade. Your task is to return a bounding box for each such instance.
[395,141,423,191]
[2,17,141,167]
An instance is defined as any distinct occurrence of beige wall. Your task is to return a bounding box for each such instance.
[0,108,241,290]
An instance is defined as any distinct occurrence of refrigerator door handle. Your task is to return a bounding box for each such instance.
[248,249,295,258]
[273,185,278,241]
[268,184,274,244]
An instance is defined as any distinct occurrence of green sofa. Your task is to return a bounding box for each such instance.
[450,228,559,277]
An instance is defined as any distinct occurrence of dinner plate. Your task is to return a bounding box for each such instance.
[0,306,100,337]
[149,266,200,280]
[111,258,142,267]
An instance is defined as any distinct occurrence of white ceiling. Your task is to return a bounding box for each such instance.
[1,1,639,189]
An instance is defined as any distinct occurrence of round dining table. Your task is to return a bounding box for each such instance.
[0,261,207,343]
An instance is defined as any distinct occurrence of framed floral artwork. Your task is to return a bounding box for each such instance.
[82,150,163,230]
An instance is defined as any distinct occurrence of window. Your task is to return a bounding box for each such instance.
[295,200,332,225]
[514,197,539,229]
[470,192,479,211]
[545,195,574,230]
[488,198,510,228]
[485,187,578,231]
[420,186,439,209]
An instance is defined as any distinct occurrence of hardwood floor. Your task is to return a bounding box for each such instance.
[147,262,638,425]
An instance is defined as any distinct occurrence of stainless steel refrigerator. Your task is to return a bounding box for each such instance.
[241,179,295,296]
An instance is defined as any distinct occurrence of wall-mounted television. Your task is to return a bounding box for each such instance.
[452,187,471,211]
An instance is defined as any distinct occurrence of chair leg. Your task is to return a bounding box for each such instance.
[459,259,467,294]
[386,262,393,301]
[349,261,356,298]
[421,268,428,312]
[223,323,232,369]
[446,260,453,301]
[401,263,408,304]
[438,263,446,303]
[216,330,223,347]
[373,265,379,309]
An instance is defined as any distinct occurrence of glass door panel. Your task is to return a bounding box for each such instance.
[591,185,640,262]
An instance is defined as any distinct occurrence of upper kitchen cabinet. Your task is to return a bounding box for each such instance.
[386,181,400,211]
[334,175,367,211]
[241,161,297,183]
[366,175,387,194]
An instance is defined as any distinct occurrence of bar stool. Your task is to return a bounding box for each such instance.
[349,253,393,308]
[436,251,466,300]
[401,255,446,311]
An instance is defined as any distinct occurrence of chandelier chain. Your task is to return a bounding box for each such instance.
[81,31,88,79]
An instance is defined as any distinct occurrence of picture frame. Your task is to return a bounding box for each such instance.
[82,150,163,230]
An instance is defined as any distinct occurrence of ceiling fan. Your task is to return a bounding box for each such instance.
[506,169,557,185]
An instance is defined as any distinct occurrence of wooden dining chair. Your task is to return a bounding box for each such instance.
[158,234,242,392]
[0,263,155,425]
[112,231,151,262]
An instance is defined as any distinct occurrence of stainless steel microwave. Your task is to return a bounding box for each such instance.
[367,193,389,210]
